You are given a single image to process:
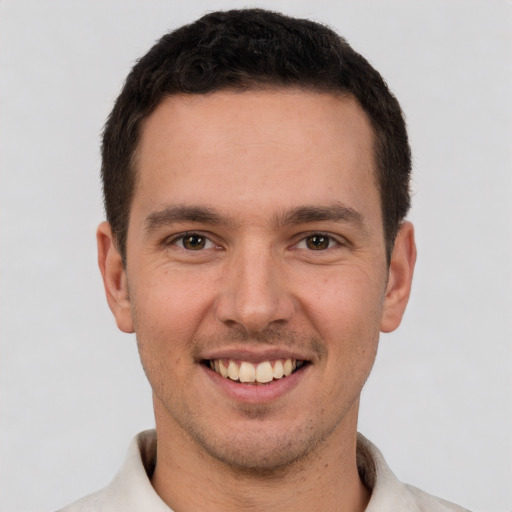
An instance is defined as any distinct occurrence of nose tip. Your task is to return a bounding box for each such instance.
[217,296,287,334]
[214,249,295,334]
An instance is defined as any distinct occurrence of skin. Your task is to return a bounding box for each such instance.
[98,90,416,512]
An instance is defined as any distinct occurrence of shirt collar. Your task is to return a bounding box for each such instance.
[102,430,439,512]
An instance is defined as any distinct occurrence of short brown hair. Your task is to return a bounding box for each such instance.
[102,8,411,263]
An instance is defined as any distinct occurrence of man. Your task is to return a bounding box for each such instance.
[60,8,469,512]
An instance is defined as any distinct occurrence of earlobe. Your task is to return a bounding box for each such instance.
[97,221,134,333]
[380,221,417,333]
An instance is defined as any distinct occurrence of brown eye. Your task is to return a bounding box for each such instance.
[182,234,206,250]
[305,234,330,250]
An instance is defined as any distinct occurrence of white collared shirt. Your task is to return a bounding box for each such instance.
[58,430,470,512]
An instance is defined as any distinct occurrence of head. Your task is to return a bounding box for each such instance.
[101,8,411,265]
[97,8,416,479]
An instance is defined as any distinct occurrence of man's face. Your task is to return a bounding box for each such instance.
[100,90,414,470]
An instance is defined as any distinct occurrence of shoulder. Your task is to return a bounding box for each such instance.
[56,430,171,512]
[56,489,107,512]
[402,483,471,512]
[357,433,471,512]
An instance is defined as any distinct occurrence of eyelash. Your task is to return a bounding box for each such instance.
[293,232,344,251]
[167,232,218,251]
[167,231,344,251]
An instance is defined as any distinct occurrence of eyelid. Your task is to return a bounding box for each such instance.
[163,230,347,250]
[292,231,347,250]
[166,231,218,250]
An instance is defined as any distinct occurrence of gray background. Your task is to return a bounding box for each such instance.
[1,1,511,511]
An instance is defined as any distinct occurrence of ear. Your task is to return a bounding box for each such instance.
[97,221,134,333]
[380,221,417,333]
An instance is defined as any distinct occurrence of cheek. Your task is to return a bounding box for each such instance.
[299,269,384,395]
[132,266,215,333]
[128,271,215,387]
[299,267,386,337]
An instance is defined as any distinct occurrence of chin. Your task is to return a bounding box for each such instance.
[186,416,338,474]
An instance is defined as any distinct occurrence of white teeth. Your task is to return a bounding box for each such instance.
[256,361,273,383]
[283,359,293,377]
[211,358,301,383]
[239,362,256,383]
[227,360,240,381]
[219,359,229,378]
[272,360,284,379]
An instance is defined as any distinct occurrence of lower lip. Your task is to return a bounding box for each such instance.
[201,364,309,404]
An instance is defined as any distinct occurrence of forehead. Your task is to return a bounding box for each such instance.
[138,89,374,158]
[133,89,380,226]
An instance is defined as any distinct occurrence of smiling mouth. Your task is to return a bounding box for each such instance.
[204,358,307,385]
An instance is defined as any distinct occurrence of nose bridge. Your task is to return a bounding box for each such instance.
[215,237,293,332]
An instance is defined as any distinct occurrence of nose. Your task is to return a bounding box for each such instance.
[214,242,295,334]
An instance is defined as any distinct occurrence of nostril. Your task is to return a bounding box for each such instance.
[214,267,295,333]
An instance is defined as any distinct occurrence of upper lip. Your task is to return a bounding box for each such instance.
[199,347,313,364]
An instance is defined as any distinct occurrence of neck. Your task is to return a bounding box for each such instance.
[150,402,370,512]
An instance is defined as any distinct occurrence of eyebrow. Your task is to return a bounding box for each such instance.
[144,202,367,233]
[275,204,365,229]
[145,205,230,232]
